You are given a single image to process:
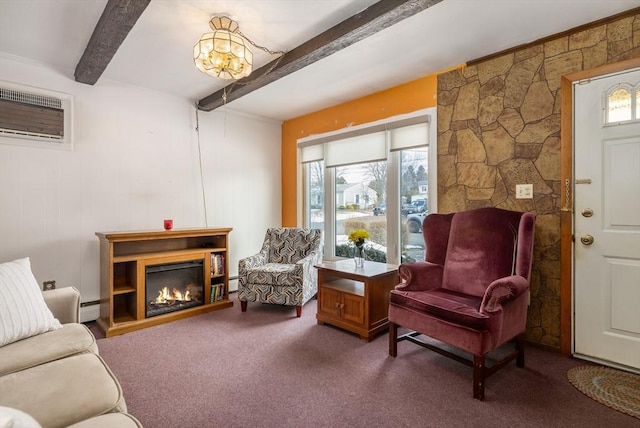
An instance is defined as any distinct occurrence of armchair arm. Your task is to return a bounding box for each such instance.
[295,250,322,275]
[42,287,80,324]
[238,252,267,275]
[395,262,443,292]
[480,275,529,313]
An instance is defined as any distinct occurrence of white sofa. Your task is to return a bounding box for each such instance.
[0,258,142,428]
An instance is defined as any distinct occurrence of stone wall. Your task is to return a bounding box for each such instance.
[436,12,640,347]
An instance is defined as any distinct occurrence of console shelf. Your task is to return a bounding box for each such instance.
[96,228,233,337]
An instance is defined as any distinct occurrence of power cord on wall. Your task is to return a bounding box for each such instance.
[195,104,209,228]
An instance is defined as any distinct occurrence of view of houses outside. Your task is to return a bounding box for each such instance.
[306,147,428,263]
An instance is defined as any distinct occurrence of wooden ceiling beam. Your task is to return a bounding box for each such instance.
[74,0,151,85]
[197,0,443,112]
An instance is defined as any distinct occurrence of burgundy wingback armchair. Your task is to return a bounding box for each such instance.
[388,207,536,400]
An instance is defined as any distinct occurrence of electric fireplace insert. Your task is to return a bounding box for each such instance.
[145,259,204,318]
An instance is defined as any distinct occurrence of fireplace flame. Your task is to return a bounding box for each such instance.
[155,286,192,304]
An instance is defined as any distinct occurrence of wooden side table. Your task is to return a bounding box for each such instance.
[315,259,399,341]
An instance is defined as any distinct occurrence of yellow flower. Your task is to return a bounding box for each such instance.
[348,229,369,246]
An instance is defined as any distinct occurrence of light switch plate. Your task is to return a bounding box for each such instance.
[516,184,533,199]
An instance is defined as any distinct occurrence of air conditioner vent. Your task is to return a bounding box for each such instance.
[0,87,62,109]
[0,82,73,150]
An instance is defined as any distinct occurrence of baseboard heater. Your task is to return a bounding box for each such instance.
[80,300,100,323]
[81,300,100,307]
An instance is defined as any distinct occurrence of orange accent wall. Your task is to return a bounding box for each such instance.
[281,72,441,226]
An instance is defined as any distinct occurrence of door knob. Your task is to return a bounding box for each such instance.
[581,208,594,217]
[580,234,594,245]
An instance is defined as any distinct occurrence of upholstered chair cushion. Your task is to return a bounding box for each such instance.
[390,289,488,330]
[243,263,301,287]
[0,353,127,428]
[0,323,98,376]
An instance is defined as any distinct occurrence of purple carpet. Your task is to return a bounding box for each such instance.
[94,294,637,428]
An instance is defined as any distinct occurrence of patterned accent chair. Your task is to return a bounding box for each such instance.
[238,228,323,317]
[388,207,536,400]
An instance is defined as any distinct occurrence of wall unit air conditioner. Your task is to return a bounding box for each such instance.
[0,81,73,150]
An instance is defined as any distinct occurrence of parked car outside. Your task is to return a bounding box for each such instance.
[406,211,427,233]
[373,202,386,216]
[402,199,427,215]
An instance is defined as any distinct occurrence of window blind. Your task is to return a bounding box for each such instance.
[301,144,324,163]
[325,131,386,168]
[389,122,429,151]
[298,113,430,166]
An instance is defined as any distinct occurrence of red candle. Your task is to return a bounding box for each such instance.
[163,219,173,230]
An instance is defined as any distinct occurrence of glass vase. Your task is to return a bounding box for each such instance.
[354,245,365,268]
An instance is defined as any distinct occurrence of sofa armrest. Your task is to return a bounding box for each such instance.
[42,287,80,324]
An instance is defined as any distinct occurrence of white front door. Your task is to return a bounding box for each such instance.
[573,68,640,372]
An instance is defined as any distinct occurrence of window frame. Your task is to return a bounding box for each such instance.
[297,108,437,264]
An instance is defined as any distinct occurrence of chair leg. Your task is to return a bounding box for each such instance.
[473,355,485,401]
[389,322,398,357]
[296,306,302,317]
[516,334,525,368]
[240,301,247,312]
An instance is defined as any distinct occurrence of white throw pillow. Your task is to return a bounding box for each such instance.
[0,258,62,346]
[0,407,42,428]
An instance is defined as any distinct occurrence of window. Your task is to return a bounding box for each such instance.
[334,161,387,261]
[604,82,639,125]
[400,147,429,262]
[304,160,324,231]
[299,108,436,265]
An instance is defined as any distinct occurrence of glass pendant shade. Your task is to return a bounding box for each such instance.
[193,16,253,79]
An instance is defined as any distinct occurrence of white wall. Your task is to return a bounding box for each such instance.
[0,55,282,319]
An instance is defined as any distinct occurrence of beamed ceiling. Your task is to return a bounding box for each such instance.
[1,0,638,121]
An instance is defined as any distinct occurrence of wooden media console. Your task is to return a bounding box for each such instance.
[95,228,233,337]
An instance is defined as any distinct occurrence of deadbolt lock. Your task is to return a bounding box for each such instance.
[580,234,594,245]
